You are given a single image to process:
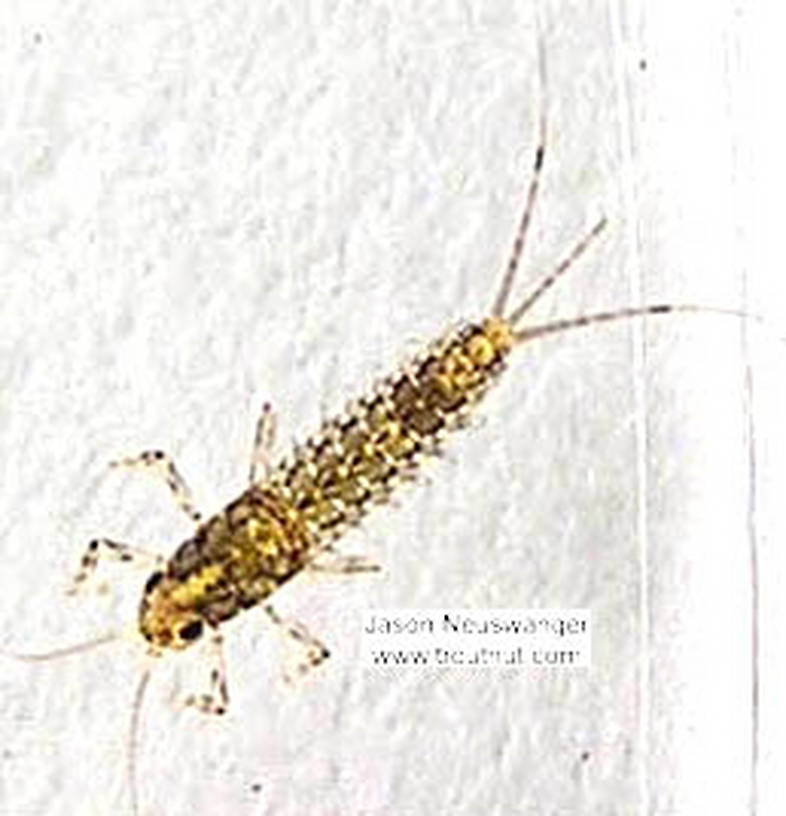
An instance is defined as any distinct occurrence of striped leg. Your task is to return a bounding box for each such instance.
[67,538,164,595]
[263,604,330,684]
[110,449,202,523]
[308,546,381,574]
[249,402,277,486]
[179,630,229,715]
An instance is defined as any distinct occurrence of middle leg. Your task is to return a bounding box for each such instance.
[263,604,330,684]
[111,449,202,523]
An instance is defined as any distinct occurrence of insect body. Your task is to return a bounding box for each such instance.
[5,39,748,816]
[141,484,313,651]
[133,211,703,679]
[141,316,513,653]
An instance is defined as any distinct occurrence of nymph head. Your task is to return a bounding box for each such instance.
[138,568,206,651]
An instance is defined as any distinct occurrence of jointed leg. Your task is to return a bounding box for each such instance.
[308,546,381,575]
[263,604,330,683]
[179,630,229,715]
[111,449,202,523]
[67,538,164,596]
[249,402,277,486]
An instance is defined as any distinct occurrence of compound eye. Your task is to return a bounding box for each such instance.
[144,570,164,594]
[178,619,204,642]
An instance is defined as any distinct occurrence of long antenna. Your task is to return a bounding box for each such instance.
[2,632,120,662]
[129,668,152,816]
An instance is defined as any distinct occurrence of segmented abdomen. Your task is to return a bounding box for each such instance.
[270,316,514,540]
[142,317,515,643]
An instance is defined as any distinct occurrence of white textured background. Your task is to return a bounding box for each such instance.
[1,2,785,815]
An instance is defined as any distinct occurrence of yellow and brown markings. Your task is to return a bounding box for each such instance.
[266,318,515,539]
[136,316,516,656]
[139,486,314,649]
[4,37,743,816]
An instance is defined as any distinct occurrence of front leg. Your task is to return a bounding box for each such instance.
[67,538,164,596]
[178,629,229,716]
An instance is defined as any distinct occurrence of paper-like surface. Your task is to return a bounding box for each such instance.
[1,2,784,815]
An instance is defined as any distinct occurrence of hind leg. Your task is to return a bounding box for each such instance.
[248,401,277,486]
